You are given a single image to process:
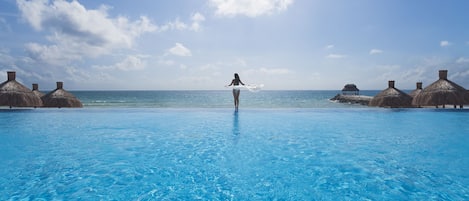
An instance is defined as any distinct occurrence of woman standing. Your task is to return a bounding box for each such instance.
[228,73,245,111]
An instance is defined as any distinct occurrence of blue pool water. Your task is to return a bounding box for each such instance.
[1,108,469,200]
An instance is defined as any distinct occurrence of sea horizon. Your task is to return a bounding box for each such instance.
[68,90,382,109]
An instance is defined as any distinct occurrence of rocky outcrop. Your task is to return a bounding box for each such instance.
[330,94,372,105]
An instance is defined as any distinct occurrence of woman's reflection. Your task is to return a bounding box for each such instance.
[232,111,240,136]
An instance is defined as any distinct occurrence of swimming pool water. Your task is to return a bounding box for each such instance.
[1,108,468,200]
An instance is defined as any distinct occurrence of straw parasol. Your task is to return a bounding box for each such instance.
[409,82,423,98]
[342,84,359,95]
[412,70,467,108]
[0,71,43,108]
[42,82,83,108]
[369,80,413,108]
[32,83,45,98]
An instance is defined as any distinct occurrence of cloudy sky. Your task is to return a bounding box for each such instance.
[1,0,469,90]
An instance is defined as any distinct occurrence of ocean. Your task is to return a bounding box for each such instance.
[1,90,468,200]
[73,90,380,108]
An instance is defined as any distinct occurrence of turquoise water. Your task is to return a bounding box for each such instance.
[1,107,469,200]
[73,90,379,108]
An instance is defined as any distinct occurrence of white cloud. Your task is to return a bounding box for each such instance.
[25,42,82,66]
[326,54,347,59]
[160,18,188,31]
[159,12,205,32]
[16,0,157,65]
[456,57,469,63]
[369,49,383,55]
[190,12,205,31]
[259,67,291,75]
[400,67,427,83]
[244,67,292,75]
[158,59,176,66]
[169,43,192,57]
[369,64,404,86]
[176,75,214,85]
[179,64,188,70]
[325,45,334,49]
[63,66,93,83]
[209,0,294,17]
[0,48,16,67]
[114,55,147,71]
[199,64,219,71]
[93,55,147,71]
[440,40,451,47]
[451,69,469,80]
[235,58,248,67]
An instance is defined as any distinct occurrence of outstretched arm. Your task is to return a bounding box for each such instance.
[228,79,234,86]
[240,80,245,85]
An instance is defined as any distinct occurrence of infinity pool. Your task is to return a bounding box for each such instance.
[1,108,468,200]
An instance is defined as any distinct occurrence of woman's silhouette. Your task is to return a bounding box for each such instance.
[228,73,245,111]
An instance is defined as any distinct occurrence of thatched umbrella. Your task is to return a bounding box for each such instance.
[32,83,45,98]
[412,70,467,108]
[0,71,43,108]
[342,84,359,95]
[42,82,83,108]
[409,82,423,98]
[369,80,413,108]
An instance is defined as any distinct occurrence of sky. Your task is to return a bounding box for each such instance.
[0,0,469,90]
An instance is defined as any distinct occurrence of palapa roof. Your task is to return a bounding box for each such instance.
[409,82,423,98]
[42,82,83,108]
[32,83,45,98]
[342,84,359,92]
[369,80,412,108]
[0,72,43,107]
[412,70,468,107]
